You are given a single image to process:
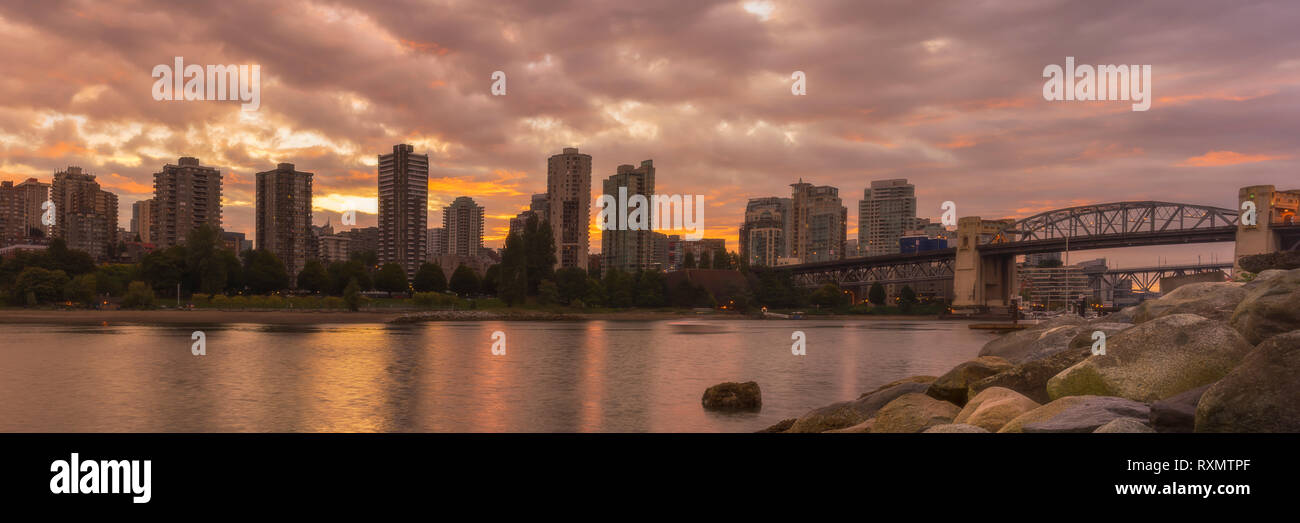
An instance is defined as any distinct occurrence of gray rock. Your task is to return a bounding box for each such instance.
[1132,281,1246,323]
[787,379,932,433]
[755,418,795,433]
[702,381,761,411]
[953,387,1040,432]
[969,346,1090,404]
[1196,330,1300,433]
[1000,395,1150,433]
[1094,417,1156,433]
[1237,252,1300,273]
[1047,314,1252,402]
[926,356,1014,406]
[978,315,1088,364]
[824,419,874,433]
[1104,306,1138,324]
[922,423,990,433]
[870,393,961,433]
[1149,384,1211,433]
[1230,268,1300,345]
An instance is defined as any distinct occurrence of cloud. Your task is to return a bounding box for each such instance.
[1177,150,1290,167]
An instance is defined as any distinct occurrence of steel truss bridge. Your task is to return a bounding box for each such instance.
[783,201,1242,288]
[1090,263,1233,294]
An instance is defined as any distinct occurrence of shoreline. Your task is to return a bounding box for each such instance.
[0,308,947,325]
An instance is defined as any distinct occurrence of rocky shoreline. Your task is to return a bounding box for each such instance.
[745,267,1300,433]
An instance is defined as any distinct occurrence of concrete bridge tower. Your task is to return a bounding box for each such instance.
[1235,185,1300,272]
[952,216,1018,310]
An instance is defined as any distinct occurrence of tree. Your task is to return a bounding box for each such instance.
[634,271,666,307]
[810,283,850,310]
[11,267,69,305]
[413,262,447,293]
[94,264,136,297]
[555,267,589,305]
[523,215,556,294]
[297,259,330,293]
[683,251,695,269]
[699,250,711,269]
[342,278,362,311]
[498,234,528,305]
[185,224,227,294]
[603,268,635,308]
[141,246,186,296]
[449,264,479,296]
[221,250,244,294]
[899,285,918,313]
[46,238,95,276]
[327,260,372,295]
[537,280,559,305]
[712,249,729,269]
[120,281,155,309]
[868,282,886,306]
[64,273,97,306]
[480,264,500,295]
[375,263,409,295]
[349,250,379,268]
[244,249,290,294]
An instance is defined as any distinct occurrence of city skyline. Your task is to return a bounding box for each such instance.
[0,1,1297,267]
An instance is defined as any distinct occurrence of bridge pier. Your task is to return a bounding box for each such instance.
[1235,185,1300,272]
[953,217,1018,310]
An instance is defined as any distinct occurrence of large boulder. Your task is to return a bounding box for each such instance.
[978,316,1088,363]
[953,387,1040,432]
[926,356,1013,406]
[1195,330,1300,433]
[1237,252,1300,273]
[1230,268,1300,344]
[1132,282,1246,323]
[922,423,990,433]
[1046,314,1252,402]
[1105,306,1138,324]
[1148,384,1211,433]
[999,395,1150,433]
[701,381,761,411]
[968,346,1090,404]
[754,418,796,433]
[1094,417,1156,433]
[786,378,933,433]
[824,419,875,433]
[870,393,961,433]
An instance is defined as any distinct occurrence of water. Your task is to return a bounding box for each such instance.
[0,319,992,432]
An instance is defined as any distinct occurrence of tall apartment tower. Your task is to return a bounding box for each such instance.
[858,178,917,257]
[377,144,429,278]
[739,196,793,267]
[51,166,118,261]
[255,163,314,283]
[790,180,846,263]
[546,147,591,270]
[443,196,484,257]
[129,199,154,243]
[152,157,222,248]
[0,178,51,246]
[600,159,655,273]
[427,227,446,257]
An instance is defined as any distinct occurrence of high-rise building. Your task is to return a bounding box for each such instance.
[739,196,792,267]
[443,196,484,258]
[601,160,655,273]
[680,238,727,268]
[1,178,51,247]
[427,227,446,257]
[221,231,248,253]
[377,144,429,278]
[508,194,548,240]
[318,234,350,263]
[256,163,314,282]
[51,166,118,261]
[152,157,222,248]
[790,180,846,263]
[546,148,591,270]
[859,179,917,257]
[340,226,379,256]
[129,199,154,243]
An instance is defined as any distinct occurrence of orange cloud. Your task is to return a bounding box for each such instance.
[37,141,94,159]
[400,39,451,56]
[100,173,153,195]
[1177,150,1289,167]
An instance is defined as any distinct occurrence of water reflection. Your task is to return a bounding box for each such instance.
[0,320,993,432]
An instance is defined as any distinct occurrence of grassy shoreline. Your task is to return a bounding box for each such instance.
[0,307,945,325]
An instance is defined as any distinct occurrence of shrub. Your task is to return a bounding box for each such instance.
[120,281,155,309]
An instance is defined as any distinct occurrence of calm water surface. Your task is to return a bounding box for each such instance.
[0,320,992,432]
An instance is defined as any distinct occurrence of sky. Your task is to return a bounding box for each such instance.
[1,0,1297,267]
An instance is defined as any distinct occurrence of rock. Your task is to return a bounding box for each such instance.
[1105,306,1138,324]
[978,315,1088,364]
[1132,282,1246,323]
[1230,268,1300,344]
[999,395,1150,433]
[870,393,961,433]
[1047,314,1252,402]
[702,381,761,411]
[953,387,1041,432]
[922,423,990,433]
[968,346,1090,404]
[1237,252,1300,273]
[1094,417,1156,433]
[824,419,875,433]
[926,356,1014,406]
[1149,384,1211,433]
[858,375,937,398]
[755,418,795,433]
[1243,269,1287,288]
[1195,330,1300,432]
[1017,322,1130,363]
[787,379,932,433]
